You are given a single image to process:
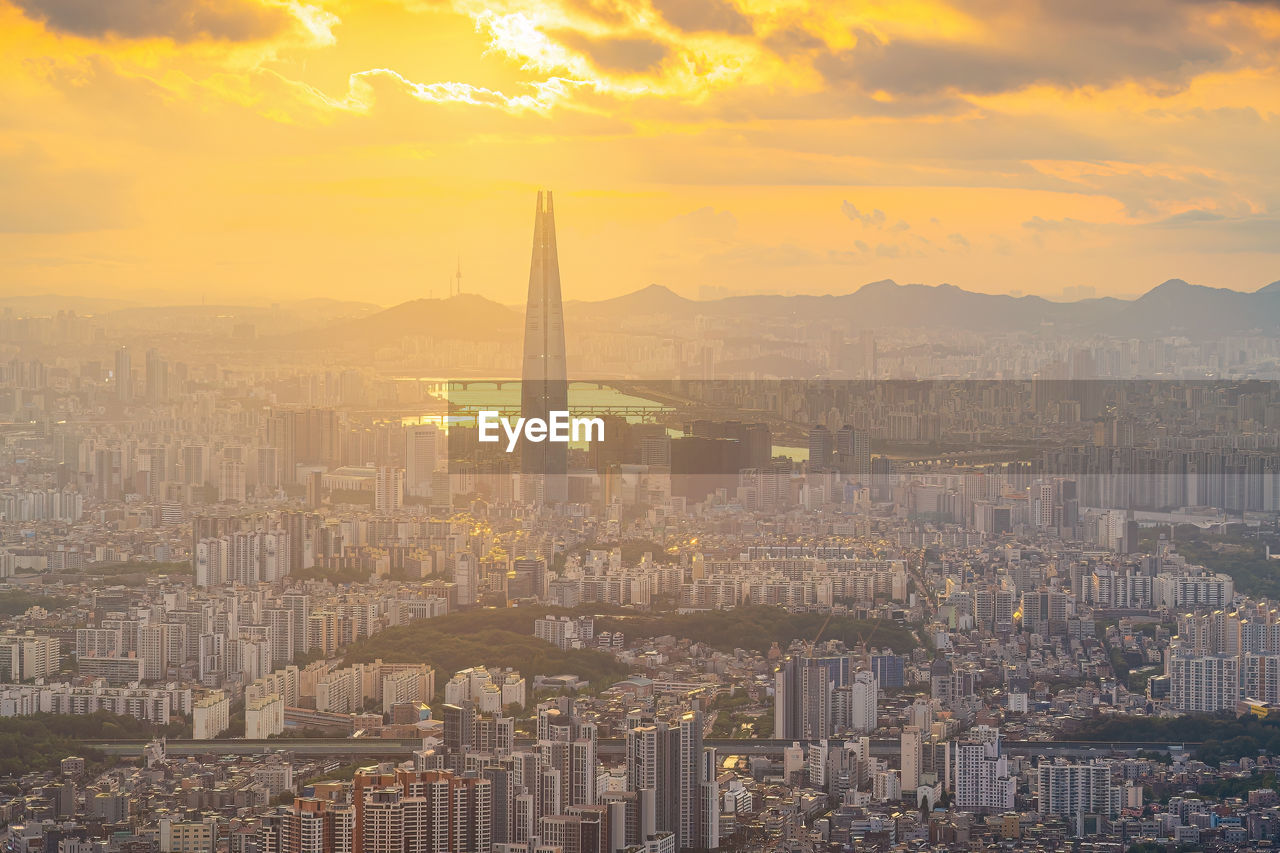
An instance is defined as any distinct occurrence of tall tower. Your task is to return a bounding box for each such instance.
[115,346,132,403]
[520,190,569,503]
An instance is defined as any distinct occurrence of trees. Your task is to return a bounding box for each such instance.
[0,711,172,776]
[594,607,919,655]
[341,608,629,698]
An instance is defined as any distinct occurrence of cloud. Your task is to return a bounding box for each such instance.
[1139,210,1280,253]
[334,68,590,114]
[1145,208,1227,226]
[9,0,313,42]
[841,201,886,227]
[814,0,1237,99]
[650,0,752,35]
[948,233,970,248]
[763,25,825,56]
[1022,216,1097,234]
[552,30,669,72]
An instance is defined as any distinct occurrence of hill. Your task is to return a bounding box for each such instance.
[275,276,1280,351]
[341,608,630,696]
[566,283,693,316]
[282,293,520,349]
[594,607,919,655]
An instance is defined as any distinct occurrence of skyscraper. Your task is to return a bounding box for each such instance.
[520,190,568,504]
[115,346,132,403]
[405,424,439,497]
[145,348,168,402]
[375,466,404,514]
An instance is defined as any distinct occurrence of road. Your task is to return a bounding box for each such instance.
[84,737,1196,760]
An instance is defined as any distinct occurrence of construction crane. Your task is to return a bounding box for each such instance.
[806,611,880,671]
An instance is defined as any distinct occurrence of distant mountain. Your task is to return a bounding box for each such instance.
[289,293,521,348]
[300,276,1280,348]
[566,277,1280,337]
[1101,278,1280,336]
[566,283,693,315]
[571,279,1115,332]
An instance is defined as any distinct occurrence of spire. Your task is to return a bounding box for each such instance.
[520,188,568,503]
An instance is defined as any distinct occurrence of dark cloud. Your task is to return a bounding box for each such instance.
[562,0,634,25]
[815,4,1233,98]
[1023,216,1096,233]
[11,0,292,42]
[553,30,669,72]
[651,0,752,35]
[1138,211,1280,252]
[763,25,825,57]
[1146,209,1228,225]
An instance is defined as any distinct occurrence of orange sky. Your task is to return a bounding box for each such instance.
[1,0,1278,305]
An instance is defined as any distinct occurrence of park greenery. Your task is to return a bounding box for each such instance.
[593,606,920,655]
[83,561,192,577]
[1142,525,1280,599]
[1073,713,1280,765]
[341,607,630,697]
[0,712,185,776]
[339,604,916,701]
[0,591,73,616]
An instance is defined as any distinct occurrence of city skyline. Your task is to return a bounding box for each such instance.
[6,3,1280,852]
[2,0,1279,304]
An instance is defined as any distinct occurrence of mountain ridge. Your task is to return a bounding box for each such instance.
[279,277,1280,346]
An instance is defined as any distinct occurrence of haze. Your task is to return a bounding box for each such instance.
[1,0,1279,304]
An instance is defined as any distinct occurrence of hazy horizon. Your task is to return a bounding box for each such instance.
[2,0,1279,304]
[6,275,1280,314]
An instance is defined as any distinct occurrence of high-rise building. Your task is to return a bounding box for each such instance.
[775,654,854,741]
[145,348,169,402]
[677,710,717,851]
[952,731,1014,813]
[139,623,170,680]
[1035,760,1120,818]
[406,425,439,497]
[0,634,60,681]
[834,669,878,733]
[835,425,871,480]
[219,459,246,503]
[808,425,833,469]
[114,346,132,402]
[182,445,208,486]
[1169,652,1240,712]
[375,466,404,514]
[520,190,569,504]
[351,768,491,853]
[626,721,677,839]
[193,690,230,739]
[901,725,923,794]
[624,711,717,850]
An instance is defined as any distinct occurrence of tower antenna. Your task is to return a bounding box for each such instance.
[455,255,462,296]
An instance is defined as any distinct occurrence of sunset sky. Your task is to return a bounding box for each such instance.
[2,0,1278,306]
